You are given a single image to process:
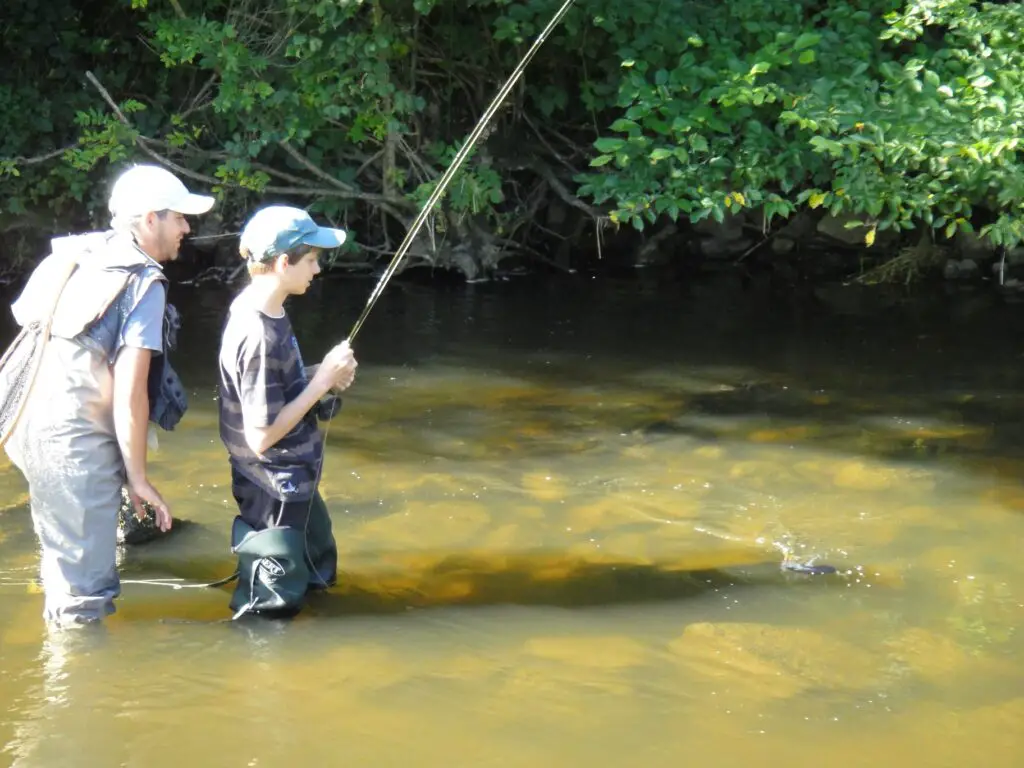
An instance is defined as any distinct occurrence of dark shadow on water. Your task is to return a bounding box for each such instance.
[116,546,852,625]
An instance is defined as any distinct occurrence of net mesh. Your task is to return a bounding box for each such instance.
[0,255,78,449]
[0,323,47,447]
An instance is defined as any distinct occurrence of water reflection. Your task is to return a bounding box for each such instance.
[0,273,1023,766]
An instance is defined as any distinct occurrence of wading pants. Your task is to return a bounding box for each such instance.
[228,469,338,618]
[5,338,124,627]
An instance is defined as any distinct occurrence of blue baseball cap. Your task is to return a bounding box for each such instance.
[239,205,347,263]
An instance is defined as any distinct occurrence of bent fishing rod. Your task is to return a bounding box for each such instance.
[314,0,577,462]
[345,0,577,345]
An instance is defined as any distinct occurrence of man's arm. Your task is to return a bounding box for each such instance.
[112,346,153,484]
[112,281,171,529]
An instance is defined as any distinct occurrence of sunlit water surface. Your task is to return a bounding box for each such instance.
[1,273,1022,767]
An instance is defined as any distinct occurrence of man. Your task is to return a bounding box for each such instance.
[4,163,215,627]
[217,205,357,619]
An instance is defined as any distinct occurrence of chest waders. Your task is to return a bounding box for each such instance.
[227,491,337,620]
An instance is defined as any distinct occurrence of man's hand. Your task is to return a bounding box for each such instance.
[126,477,172,532]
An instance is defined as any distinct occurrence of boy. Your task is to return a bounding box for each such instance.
[217,205,358,619]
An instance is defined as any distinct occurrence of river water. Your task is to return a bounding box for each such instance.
[0,270,1022,766]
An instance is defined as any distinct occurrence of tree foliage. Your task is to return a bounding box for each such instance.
[579,0,1024,250]
[1,0,1022,276]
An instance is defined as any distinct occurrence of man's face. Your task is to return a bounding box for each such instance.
[279,248,322,295]
[142,210,191,262]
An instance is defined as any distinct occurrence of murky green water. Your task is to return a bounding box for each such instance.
[1,272,1023,766]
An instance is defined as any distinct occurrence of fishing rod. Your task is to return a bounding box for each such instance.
[345,0,578,345]
[315,0,578,462]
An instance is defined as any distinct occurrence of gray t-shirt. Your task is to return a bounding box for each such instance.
[84,279,166,363]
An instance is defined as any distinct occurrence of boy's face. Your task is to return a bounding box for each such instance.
[278,248,322,295]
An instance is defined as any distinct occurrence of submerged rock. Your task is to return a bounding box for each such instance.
[669,621,885,697]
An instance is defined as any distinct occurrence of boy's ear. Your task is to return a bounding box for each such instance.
[272,253,290,273]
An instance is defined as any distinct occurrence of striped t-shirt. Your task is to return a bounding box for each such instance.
[217,295,323,501]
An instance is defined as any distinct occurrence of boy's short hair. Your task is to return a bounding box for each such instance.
[240,243,317,276]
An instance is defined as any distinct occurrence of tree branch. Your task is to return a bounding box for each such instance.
[277,140,358,192]
[522,111,579,175]
[530,160,604,219]
[84,70,418,213]
[2,144,77,167]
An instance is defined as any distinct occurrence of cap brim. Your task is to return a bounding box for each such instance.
[170,193,216,215]
[302,227,347,249]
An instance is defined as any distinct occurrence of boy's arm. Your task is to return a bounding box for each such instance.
[238,338,334,456]
[303,364,343,421]
[244,379,332,455]
[239,338,355,454]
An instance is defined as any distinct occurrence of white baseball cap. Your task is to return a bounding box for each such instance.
[108,164,216,218]
[239,205,347,263]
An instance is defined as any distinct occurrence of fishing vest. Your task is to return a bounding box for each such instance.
[11,230,189,431]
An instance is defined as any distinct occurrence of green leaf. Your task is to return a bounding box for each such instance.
[793,33,821,51]
[590,154,614,167]
[649,148,673,162]
[809,136,844,157]
[594,137,626,153]
[610,118,640,133]
[798,50,816,65]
